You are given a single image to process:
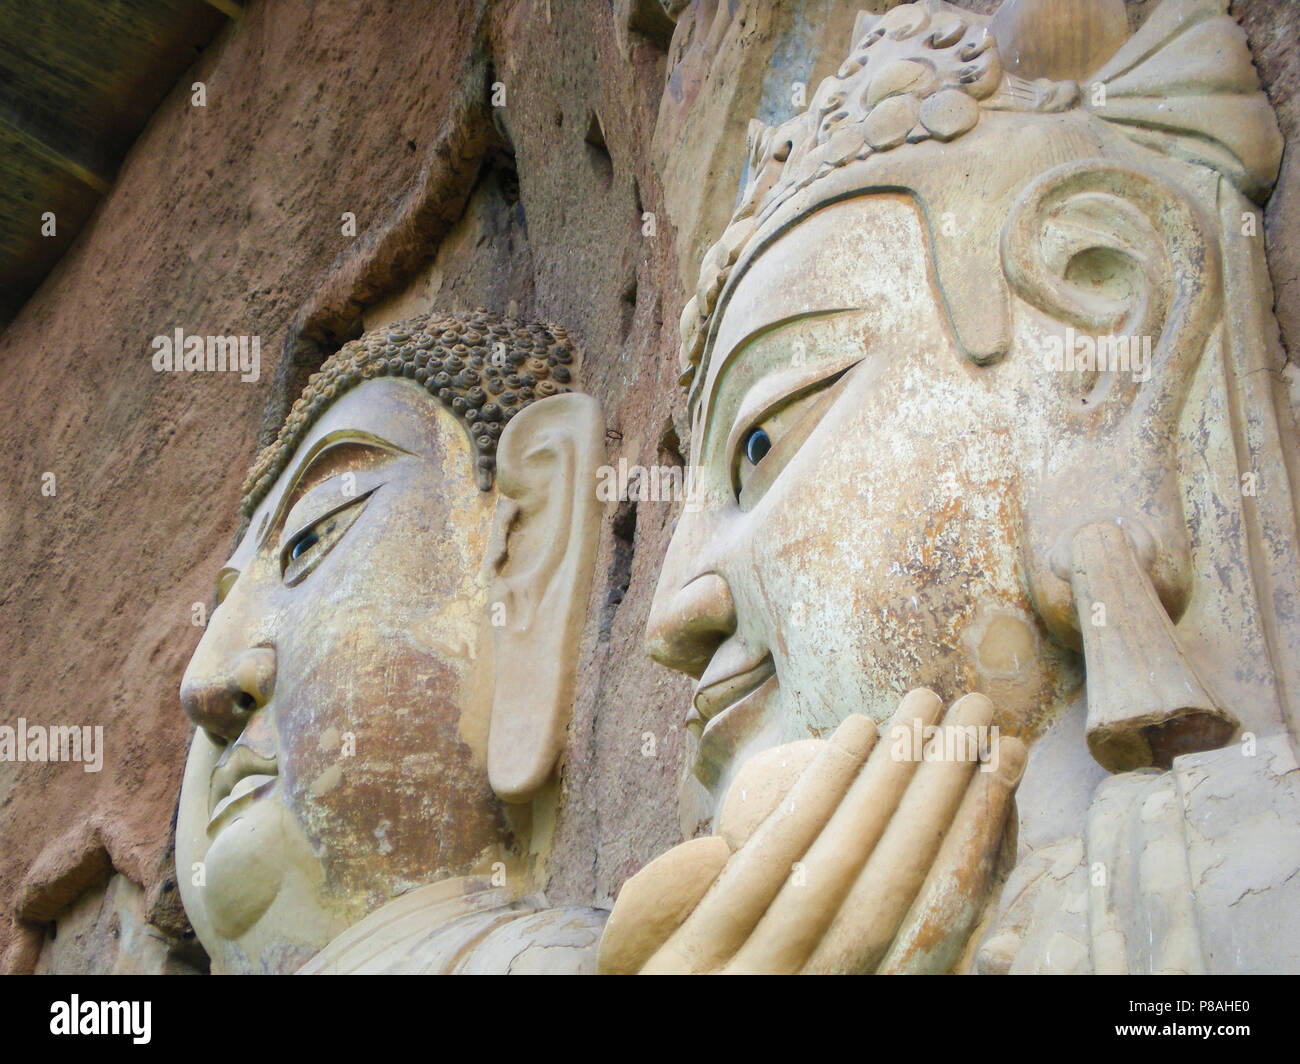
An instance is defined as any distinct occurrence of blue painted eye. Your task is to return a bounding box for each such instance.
[744,427,772,465]
[281,493,372,586]
[290,530,319,561]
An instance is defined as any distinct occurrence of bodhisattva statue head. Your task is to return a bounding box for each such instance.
[176,311,605,974]
[604,0,1300,974]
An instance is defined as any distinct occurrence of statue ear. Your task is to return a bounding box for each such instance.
[1002,160,1237,770]
[486,392,603,803]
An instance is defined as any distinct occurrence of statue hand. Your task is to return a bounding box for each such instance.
[597,689,1026,974]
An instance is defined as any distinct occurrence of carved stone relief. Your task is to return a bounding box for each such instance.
[605,0,1300,974]
[175,312,607,973]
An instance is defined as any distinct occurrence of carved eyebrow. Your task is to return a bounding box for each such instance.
[701,308,861,430]
[258,431,412,551]
[724,355,861,463]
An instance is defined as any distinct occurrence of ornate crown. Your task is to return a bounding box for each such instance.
[678,0,1282,396]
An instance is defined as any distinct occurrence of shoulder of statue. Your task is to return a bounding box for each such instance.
[297,878,608,975]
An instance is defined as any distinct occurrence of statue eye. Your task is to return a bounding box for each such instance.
[289,530,319,561]
[744,427,772,466]
[280,491,372,586]
[730,366,855,510]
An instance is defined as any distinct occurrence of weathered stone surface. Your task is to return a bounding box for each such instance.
[619,0,1300,974]
[33,873,203,976]
[0,0,1297,976]
[1,0,492,970]
[1236,0,1300,373]
[0,0,689,971]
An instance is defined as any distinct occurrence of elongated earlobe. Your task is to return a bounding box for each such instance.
[1060,520,1237,771]
[486,392,604,803]
[1006,160,1240,771]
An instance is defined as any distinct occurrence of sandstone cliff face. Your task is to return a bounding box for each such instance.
[0,0,1295,973]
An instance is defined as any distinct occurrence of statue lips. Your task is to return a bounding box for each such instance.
[691,652,777,745]
[208,741,279,833]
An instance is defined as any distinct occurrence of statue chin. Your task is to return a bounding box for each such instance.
[176,733,341,973]
[181,804,344,974]
[203,798,287,940]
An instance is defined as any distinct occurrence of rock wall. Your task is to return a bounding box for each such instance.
[0,0,1294,972]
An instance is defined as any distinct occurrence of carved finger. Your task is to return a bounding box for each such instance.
[716,739,823,851]
[802,692,993,974]
[642,713,878,974]
[877,735,1027,974]
[597,836,732,974]
[721,688,946,973]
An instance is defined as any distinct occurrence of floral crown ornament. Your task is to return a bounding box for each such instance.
[678,0,1283,404]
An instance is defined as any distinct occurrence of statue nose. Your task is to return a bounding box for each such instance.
[180,646,277,743]
[645,573,738,679]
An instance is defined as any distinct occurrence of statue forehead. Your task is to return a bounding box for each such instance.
[702,194,936,413]
[235,377,465,563]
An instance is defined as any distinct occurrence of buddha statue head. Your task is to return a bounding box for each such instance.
[647,0,1298,815]
[175,310,603,974]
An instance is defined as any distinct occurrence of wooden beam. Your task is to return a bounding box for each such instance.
[0,110,110,194]
[202,0,244,18]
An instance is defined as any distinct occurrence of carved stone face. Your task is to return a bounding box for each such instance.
[176,378,509,974]
[647,194,1084,804]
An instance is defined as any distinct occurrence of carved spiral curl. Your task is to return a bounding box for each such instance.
[240,309,576,515]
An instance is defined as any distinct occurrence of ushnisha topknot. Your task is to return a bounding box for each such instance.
[240,309,576,517]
